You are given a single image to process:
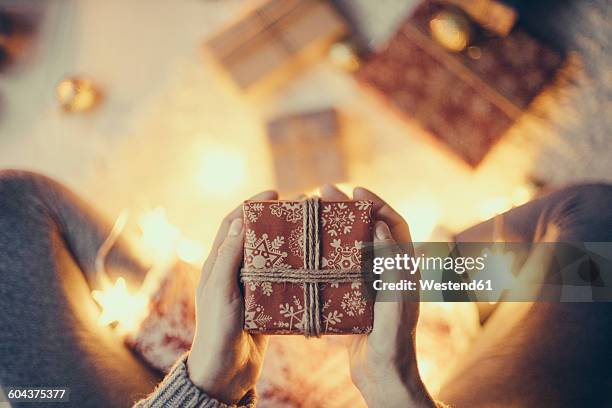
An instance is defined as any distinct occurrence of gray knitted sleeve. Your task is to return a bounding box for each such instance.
[133,354,256,408]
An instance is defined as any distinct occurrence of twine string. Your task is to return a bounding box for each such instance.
[240,268,368,283]
[303,197,321,337]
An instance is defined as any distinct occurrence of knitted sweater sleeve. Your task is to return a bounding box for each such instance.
[133,354,256,408]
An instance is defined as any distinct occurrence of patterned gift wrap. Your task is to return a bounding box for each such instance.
[241,199,374,336]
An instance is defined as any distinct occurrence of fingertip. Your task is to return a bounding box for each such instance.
[218,219,244,259]
[374,220,393,241]
[353,187,384,209]
[353,186,367,197]
[320,184,349,200]
[320,184,336,194]
[228,218,244,237]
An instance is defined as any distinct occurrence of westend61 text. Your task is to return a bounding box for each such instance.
[373,279,493,292]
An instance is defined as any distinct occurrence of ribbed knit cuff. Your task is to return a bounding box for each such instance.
[134,353,256,408]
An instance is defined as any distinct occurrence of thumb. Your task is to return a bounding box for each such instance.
[373,221,403,288]
[372,219,418,309]
[210,218,244,299]
[374,220,394,244]
[371,221,405,333]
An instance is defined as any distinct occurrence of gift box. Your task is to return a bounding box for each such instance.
[267,108,347,194]
[206,0,348,93]
[355,0,562,167]
[241,198,374,336]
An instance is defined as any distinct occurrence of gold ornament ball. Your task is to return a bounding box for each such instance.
[429,9,472,52]
[56,77,101,113]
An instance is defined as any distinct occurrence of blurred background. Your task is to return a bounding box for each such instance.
[0,0,609,263]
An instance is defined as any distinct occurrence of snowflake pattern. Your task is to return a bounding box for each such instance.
[274,296,304,332]
[356,201,372,211]
[244,295,272,330]
[330,281,362,289]
[247,281,274,296]
[361,212,371,224]
[269,202,303,223]
[243,202,264,223]
[323,310,343,333]
[244,229,289,269]
[341,290,367,317]
[356,201,373,224]
[351,325,373,334]
[288,227,304,258]
[322,203,355,236]
[322,239,363,269]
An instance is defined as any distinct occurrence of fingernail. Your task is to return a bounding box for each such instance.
[375,221,392,240]
[228,218,243,236]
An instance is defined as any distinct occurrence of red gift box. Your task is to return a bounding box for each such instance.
[241,198,374,336]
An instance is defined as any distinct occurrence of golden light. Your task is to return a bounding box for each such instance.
[177,238,207,265]
[334,182,355,195]
[309,182,354,198]
[417,359,434,386]
[92,277,149,333]
[56,77,102,113]
[197,147,246,195]
[138,207,181,264]
[93,207,208,334]
[511,184,534,207]
[397,199,440,242]
[478,196,512,220]
[478,184,535,221]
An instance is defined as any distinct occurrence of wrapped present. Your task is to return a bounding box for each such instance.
[206,0,348,93]
[356,0,562,167]
[267,108,347,194]
[241,198,374,336]
[126,262,198,373]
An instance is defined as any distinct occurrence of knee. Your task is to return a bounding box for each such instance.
[556,183,612,202]
[0,169,56,195]
[0,170,58,210]
[543,183,612,240]
[550,183,612,215]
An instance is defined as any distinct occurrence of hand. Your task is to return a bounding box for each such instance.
[320,185,435,408]
[187,190,277,404]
